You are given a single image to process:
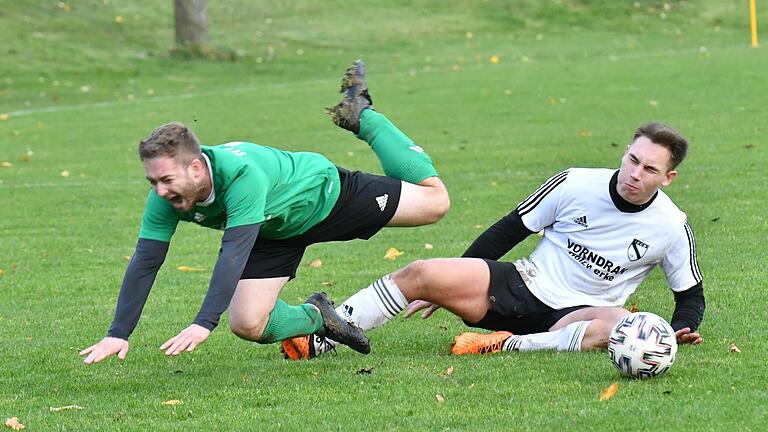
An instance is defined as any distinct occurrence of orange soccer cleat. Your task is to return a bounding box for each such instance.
[451,331,514,355]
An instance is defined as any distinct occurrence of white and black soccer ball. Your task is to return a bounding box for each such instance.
[607,312,678,379]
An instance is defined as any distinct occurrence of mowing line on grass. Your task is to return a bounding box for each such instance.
[4,43,748,119]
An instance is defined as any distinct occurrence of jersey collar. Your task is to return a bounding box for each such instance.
[198,152,216,207]
[609,170,657,213]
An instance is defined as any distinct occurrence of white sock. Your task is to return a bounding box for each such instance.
[502,321,590,352]
[336,274,407,329]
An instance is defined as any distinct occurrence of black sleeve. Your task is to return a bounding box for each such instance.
[462,209,536,260]
[192,224,260,331]
[107,238,169,340]
[670,281,705,332]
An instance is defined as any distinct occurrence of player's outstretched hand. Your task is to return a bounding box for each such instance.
[675,327,703,345]
[404,300,441,319]
[160,323,211,356]
[80,337,130,365]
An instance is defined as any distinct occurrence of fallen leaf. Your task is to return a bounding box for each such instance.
[4,417,24,431]
[122,256,131,262]
[49,405,83,412]
[599,383,619,401]
[445,366,454,375]
[435,394,445,403]
[115,15,124,23]
[1,161,13,168]
[547,96,560,105]
[176,266,203,272]
[384,247,404,260]
[579,129,592,137]
[743,143,754,149]
[320,281,335,286]
[309,259,322,268]
[489,55,500,64]
[648,100,659,107]
[629,304,639,313]
[19,155,30,163]
[729,343,741,353]
[0,269,4,278]
[0,113,9,121]
[473,224,484,229]
[162,400,183,406]
[424,243,434,250]
[60,170,70,177]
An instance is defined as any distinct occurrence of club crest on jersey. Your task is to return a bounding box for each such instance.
[627,238,649,261]
[193,212,206,223]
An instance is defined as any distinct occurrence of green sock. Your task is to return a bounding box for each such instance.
[258,300,323,344]
[357,109,438,184]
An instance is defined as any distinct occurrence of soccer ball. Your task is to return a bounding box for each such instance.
[607,312,678,379]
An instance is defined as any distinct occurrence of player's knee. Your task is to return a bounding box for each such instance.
[424,183,450,224]
[229,316,268,341]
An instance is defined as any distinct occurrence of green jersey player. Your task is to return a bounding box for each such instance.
[80,60,450,364]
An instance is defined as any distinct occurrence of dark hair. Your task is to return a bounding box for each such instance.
[138,122,202,164]
[632,122,688,169]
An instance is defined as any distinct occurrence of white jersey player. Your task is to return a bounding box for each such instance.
[281,122,704,360]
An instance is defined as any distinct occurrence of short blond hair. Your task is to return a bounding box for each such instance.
[138,122,202,164]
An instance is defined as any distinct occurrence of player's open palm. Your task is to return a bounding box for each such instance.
[80,337,130,365]
[160,323,211,356]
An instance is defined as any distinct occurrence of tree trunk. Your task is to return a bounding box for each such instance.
[174,0,209,47]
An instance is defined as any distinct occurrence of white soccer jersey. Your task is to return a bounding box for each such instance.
[516,168,702,309]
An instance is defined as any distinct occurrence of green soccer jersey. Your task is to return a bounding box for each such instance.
[138,142,341,242]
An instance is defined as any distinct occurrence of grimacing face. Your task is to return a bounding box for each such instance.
[616,136,677,205]
[143,155,207,212]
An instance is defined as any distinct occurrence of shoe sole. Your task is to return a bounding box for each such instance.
[341,60,367,98]
[307,292,370,355]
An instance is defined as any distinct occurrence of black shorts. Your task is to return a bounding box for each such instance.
[240,167,402,279]
[464,259,588,334]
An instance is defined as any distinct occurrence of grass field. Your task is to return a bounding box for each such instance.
[2,1,767,430]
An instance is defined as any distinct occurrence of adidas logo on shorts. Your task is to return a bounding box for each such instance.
[376,194,388,211]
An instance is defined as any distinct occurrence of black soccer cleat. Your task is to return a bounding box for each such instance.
[305,292,370,355]
[326,59,373,134]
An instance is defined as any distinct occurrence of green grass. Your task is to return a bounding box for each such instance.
[2,1,767,430]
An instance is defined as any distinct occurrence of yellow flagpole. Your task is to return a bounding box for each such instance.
[750,0,759,47]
